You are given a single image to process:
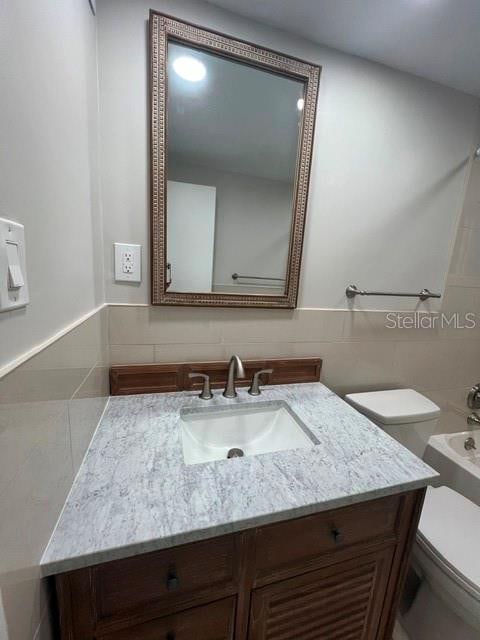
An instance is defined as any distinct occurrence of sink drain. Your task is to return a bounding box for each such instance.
[227,448,244,459]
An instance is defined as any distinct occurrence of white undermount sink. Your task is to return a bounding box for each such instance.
[180,400,319,465]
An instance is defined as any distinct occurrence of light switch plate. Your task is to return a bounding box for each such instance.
[114,243,142,283]
[0,217,29,312]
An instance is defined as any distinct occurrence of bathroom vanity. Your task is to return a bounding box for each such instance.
[42,382,437,640]
[53,491,423,640]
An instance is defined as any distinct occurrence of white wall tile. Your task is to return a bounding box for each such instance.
[109,306,222,345]
[154,343,228,363]
[110,344,155,364]
[394,339,480,390]
[0,307,108,640]
[69,365,109,473]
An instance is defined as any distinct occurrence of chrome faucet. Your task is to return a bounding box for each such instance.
[248,368,273,396]
[467,413,480,427]
[464,436,477,451]
[223,355,246,398]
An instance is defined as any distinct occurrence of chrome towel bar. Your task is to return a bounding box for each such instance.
[346,284,441,301]
[232,273,285,282]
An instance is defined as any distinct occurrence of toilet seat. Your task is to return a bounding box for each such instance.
[414,486,480,628]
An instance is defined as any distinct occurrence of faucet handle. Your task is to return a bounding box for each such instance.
[467,412,480,426]
[248,369,273,396]
[188,373,213,400]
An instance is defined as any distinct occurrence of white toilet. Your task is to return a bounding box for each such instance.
[345,388,480,640]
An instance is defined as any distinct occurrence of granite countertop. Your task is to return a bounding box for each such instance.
[41,383,437,575]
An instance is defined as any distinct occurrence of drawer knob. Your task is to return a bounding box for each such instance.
[166,567,180,591]
[166,633,175,640]
[331,527,343,543]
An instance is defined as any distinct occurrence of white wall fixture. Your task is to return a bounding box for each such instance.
[114,243,142,283]
[0,217,29,312]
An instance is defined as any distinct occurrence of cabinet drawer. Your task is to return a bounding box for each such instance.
[101,597,235,640]
[94,534,239,620]
[254,494,401,583]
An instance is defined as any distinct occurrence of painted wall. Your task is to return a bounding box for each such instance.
[0,0,105,372]
[169,160,292,292]
[0,2,108,640]
[97,0,479,310]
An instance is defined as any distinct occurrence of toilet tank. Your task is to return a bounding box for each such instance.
[345,389,441,459]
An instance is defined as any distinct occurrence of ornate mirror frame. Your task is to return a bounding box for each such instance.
[150,11,321,308]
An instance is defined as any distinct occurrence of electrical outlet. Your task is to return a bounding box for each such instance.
[122,251,134,273]
[114,243,141,283]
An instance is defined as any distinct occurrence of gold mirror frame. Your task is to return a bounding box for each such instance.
[150,11,321,308]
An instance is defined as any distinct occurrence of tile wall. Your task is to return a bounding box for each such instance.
[0,308,109,640]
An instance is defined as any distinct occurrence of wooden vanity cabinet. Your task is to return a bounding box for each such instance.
[99,598,236,640]
[249,549,394,639]
[54,489,424,640]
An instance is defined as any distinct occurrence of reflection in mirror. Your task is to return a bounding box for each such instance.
[166,42,305,295]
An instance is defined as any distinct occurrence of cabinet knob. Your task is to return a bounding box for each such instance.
[166,567,180,591]
[331,527,343,543]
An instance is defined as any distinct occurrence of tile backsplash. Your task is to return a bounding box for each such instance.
[0,308,109,640]
[109,303,480,420]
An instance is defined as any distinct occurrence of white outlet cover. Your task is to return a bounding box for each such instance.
[114,243,141,283]
[0,217,29,312]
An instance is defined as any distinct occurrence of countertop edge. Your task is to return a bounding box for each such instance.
[41,474,436,577]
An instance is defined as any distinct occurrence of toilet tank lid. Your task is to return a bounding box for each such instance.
[344,389,440,425]
[418,486,480,593]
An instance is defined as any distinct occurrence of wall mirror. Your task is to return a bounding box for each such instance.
[150,13,320,308]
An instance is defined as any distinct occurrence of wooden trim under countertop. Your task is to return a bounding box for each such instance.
[110,358,322,396]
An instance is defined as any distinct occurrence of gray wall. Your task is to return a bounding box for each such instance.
[97,0,480,310]
[0,2,107,639]
[0,0,105,371]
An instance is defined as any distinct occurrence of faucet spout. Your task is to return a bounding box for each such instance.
[223,355,246,398]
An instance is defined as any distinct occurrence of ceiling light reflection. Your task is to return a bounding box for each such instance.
[172,56,206,82]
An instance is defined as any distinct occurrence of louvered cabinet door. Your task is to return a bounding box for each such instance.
[248,548,395,640]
